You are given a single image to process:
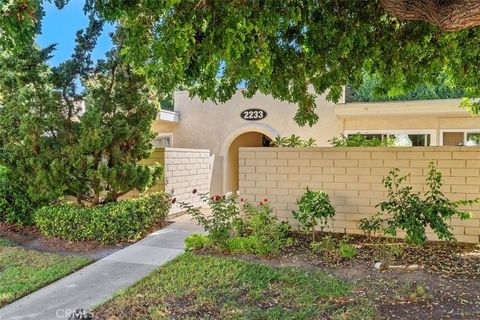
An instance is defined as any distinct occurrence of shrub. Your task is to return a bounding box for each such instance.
[359,213,383,241]
[0,166,39,225]
[293,188,335,242]
[271,135,317,147]
[378,162,475,245]
[311,235,337,261]
[34,192,171,244]
[180,192,243,248]
[312,235,357,261]
[329,133,395,147]
[225,236,258,253]
[181,191,289,256]
[241,202,290,256]
[338,243,357,259]
[185,234,210,251]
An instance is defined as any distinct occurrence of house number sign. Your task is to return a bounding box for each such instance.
[241,108,267,121]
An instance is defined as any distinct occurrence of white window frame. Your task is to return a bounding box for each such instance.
[153,133,174,148]
[440,129,480,146]
[344,129,437,146]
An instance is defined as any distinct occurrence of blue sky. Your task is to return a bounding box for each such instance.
[37,0,114,66]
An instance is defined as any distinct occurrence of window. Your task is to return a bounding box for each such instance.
[152,134,173,148]
[443,132,464,146]
[466,133,480,146]
[364,134,384,141]
[391,134,430,147]
[345,130,434,147]
[440,130,480,146]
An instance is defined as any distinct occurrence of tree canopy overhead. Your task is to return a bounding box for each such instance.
[2,1,480,125]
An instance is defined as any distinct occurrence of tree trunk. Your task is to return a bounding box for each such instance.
[380,0,480,31]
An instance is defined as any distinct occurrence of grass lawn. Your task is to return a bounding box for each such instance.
[95,253,374,319]
[0,237,91,307]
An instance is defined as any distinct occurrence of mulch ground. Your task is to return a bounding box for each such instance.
[0,220,171,259]
[204,232,480,319]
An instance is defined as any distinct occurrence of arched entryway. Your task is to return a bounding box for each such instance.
[226,132,271,193]
[219,124,278,194]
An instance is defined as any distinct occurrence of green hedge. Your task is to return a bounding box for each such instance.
[34,192,171,244]
[0,165,39,225]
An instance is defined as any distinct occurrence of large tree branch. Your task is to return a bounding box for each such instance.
[380,0,480,31]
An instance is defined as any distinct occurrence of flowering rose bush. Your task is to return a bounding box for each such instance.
[179,191,244,247]
[180,190,290,256]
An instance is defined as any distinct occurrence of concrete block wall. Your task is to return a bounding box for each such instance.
[163,148,213,214]
[239,147,480,243]
[123,148,213,215]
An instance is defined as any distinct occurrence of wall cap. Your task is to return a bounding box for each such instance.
[239,146,480,152]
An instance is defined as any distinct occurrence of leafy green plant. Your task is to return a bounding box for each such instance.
[359,213,383,242]
[271,135,316,147]
[329,133,395,147]
[378,162,475,245]
[0,166,40,225]
[312,235,338,261]
[301,138,317,147]
[346,73,464,103]
[225,236,258,253]
[338,243,357,259]
[34,192,171,244]
[293,188,335,242]
[184,234,210,251]
[286,134,303,147]
[312,235,357,261]
[241,202,290,256]
[180,192,243,248]
[313,235,336,252]
[272,136,289,147]
[182,191,290,256]
[372,241,404,262]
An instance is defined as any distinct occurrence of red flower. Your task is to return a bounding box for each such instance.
[171,197,177,204]
[215,195,221,201]
[259,202,264,206]
[192,188,197,194]
[264,198,268,202]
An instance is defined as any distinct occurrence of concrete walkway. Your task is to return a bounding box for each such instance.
[0,214,203,320]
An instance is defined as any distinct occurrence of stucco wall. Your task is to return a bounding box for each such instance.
[239,147,480,243]
[163,148,214,214]
[153,91,480,195]
[172,90,342,194]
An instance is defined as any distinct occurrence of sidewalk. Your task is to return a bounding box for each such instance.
[0,214,203,320]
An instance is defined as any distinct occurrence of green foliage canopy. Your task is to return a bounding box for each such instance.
[329,133,395,147]
[94,0,480,125]
[3,1,480,127]
[346,73,465,103]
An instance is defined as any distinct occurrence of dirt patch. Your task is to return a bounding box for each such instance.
[0,220,171,260]
[201,232,480,319]
[328,262,480,320]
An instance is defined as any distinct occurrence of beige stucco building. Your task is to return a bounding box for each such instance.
[152,90,480,195]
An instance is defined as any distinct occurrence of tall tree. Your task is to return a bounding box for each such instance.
[380,0,480,31]
[0,8,162,205]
